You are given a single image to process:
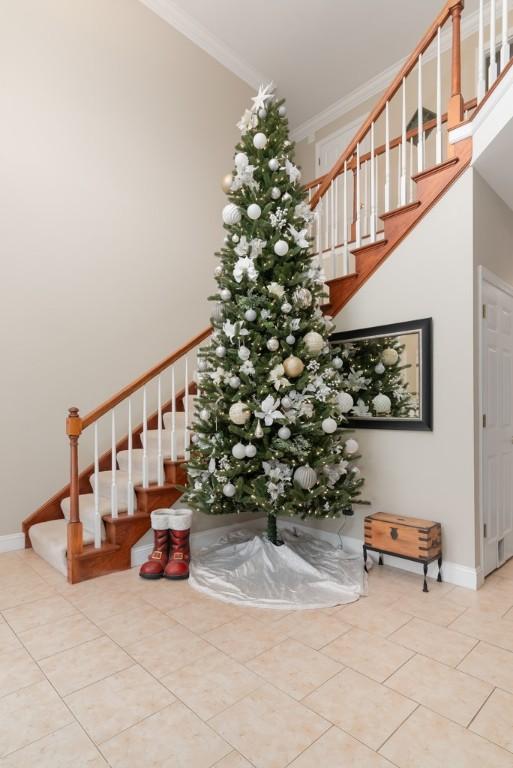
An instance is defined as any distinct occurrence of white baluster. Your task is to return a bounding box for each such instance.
[401,77,407,206]
[489,0,498,87]
[93,423,101,548]
[500,0,510,71]
[385,101,390,213]
[157,376,163,486]
[142,386,149,488]
[478,0,486,102]
[111,410,118,519]
[436,27,443,164]
[127,398,134,515]
[397,142,402,208]
[375,152,379,233]
[409,137,414,202]
[332,179,337,277]
[343,160,349,274]
[184,358,190,460]
[417,54,424,173]
[170,367,177,462]
[356,143,361,247]
[369,123,376,242]
[324,185,330,254]
[316,198,322,270]
[363,160,368,237]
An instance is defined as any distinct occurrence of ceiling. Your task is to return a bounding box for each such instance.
[145,0,479,134]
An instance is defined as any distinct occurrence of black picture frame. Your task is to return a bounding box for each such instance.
[331,317,433,431]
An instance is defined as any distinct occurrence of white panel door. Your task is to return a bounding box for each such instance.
[482,277,513,576]
[315,116,366,176]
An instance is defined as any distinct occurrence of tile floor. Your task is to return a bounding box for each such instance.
[1,550,513,767]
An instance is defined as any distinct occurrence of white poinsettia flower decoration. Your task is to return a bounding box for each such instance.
[267,282,285,298]
[256,395,285,425]
[240,360,255,376]
[222,320,237,341]
[352,398,371,417]
[290,318,301,331]
[210,367,225,385]
[250,238,266,258]
[269,364,288,391]
[288,224,309,249]
[233,256,258,283]
[237,108,258,135]
[261,309,272,320]
[294,201,314,223]
[234,236,249,257]
[284,158,301,184]
[231,164,258,192]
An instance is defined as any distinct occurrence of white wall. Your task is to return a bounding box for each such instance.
[301,171,477,570]
[0,0,252,536]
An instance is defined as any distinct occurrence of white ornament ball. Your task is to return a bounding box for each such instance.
[281,396,292,409]
[253,132,267,149]
[271,187,281,199]
[220,288,231,302]
[332,356,343,369]
[232,234,240,243]
[223,482,236,498]
[274,240,289,256]
[278,105,287,117]
[374,362,385,374]
[267,337,279,352]
[345,438,359,455]
[372,393,392,414]
[229,376,241,389]
[247,203,261,220]
[382,347,399,366]
[282,192,292,202]
[199,408,209,421]
[322,417,338,434]
[337,391,354,414]
[229,402,250,425]
[286,334,295,345]
[215,345,226,358]
[244,308,257,322]
[245,443,257,458]
[232,442,247,460]
[278,426,291,440]
[238,346,250,361]
[268,158,280,171]
[222,203,241,226]
[294,465,318,490]
[234,152,248,168]
[258,108,267,119]
[304,331,324,355]
[281,302,292,314]
[214,265,223,278]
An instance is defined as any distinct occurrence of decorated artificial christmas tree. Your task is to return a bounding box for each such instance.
[339,336,417,418]
[184,84,365,545]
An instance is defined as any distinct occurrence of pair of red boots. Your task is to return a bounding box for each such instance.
[139,508,192,580]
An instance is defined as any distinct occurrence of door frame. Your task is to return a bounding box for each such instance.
[478,266,513,580]
[315,113,365,176]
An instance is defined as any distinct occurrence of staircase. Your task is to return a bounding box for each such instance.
[23,0,513,582]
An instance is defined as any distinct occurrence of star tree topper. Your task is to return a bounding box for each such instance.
[251,82,275,113]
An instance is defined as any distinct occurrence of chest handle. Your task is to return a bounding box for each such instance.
[390,527,399,540]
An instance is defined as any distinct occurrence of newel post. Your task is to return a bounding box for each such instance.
[448,0,465,132]
[66,407,83,582]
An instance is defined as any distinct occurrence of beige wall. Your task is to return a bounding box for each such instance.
[0,0,252,536]
[300,171,477,569]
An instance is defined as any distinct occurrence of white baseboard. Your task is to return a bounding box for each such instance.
[0,532,25,554]
[131,516,480,590]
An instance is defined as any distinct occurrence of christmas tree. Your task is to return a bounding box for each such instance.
[184,84,365,545]
[340,336,417,418]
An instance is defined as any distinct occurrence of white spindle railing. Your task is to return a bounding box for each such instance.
[489,0,498,86]
[184,358,190,460]
[142,386,149,489]
[356,142,361,247]
[170,367,177,462]
[436,27,443,164]
[500,0,510,70]
[111,410,118,519]
[370,123,376,242]
[343,160,349,273]
[127,398,134,515]
[93,422,101,547]
[400,77,407,206]
[385,102,390,213]
[157,377,164,486]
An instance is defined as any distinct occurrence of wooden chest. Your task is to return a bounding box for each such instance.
[364,512,441,561]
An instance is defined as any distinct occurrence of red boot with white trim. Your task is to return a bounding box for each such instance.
[139,510,170,579]
[164,509,192,580]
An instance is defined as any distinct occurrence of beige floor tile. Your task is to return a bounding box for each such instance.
[203,617,287,663]
[162,650,262,720]
[333,600,411,637]
[449,609,513,652]
[140,581,194,612]
[497,559,513,581]
[388,594,465,627]
[210,684,330,768]
[321,627,413,682]
[446,582,513,615]
[0,722,107,767]
[380,705,513,767]
[303,667,416,750]
[238,606,293,624]
[273,609,350,650]
[2,594,77,633]
[18,613,103,660]
[40,635,133,696]
[68,589,149,623]
[65,664,174,744]
[0,618,21,654]
[389,616,478,666]
[288,725,396,768]
[101,701,231,768]
[95,603,176,647]
[169,598,243,634]
[125,625,217,677]
[0,646,44,698]
[0,679,74,757]
[470,688,513,752]
[386,653,493,726]
[458,641,513,693]
[247,639,342,700]
[213,752,253,768]
[0,582,55,611]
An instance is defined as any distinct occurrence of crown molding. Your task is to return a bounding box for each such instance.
[138,0,267,90]
[291,8,479,142]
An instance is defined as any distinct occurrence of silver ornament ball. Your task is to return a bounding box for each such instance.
[268,158,280,171]
[238,346,250,361]
[229,401,250,425]
[223,483,236,498]
[215,345,226,358]
[281,302,292,314]
[337,391,354,414]
[199,408,209,421]
[278,105,287,116]
[267,337,279,352]
[274,240,289,256]
[271,187,281,200]
[375,362,385,374]
[345,438,359,455]
[294,465,318,490]
[372,393,392,414]
[220,288,231,302]
[244,308,257,322]
[303,331,324,355]
[278,426,291,440]
[247,203,261,220]
[253,132,268,149]
[229,376,241,389]
[332,356,343,369]
[232,442,246,460]
[286,334,295,345]
[245,443,257,458]
[322,417,338,434]
[281,396,292,410]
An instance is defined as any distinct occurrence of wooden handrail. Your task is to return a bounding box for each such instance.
[310,0,462,208]
[80,326,212,430]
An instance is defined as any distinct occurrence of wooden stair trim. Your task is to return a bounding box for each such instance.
[350,239,388,258]
[380,201,421,221]
[411,156,458,183]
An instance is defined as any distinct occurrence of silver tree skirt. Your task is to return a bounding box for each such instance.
[189,527,366,609]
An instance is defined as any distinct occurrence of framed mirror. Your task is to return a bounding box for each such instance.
[331,318,432,431]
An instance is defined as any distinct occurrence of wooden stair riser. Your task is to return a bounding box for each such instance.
[136,484,183,515]
[103,512,151,548]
